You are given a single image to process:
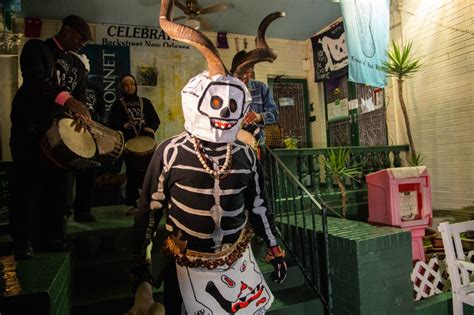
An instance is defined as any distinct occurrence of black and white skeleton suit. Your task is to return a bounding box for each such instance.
[126,1,287,314]
[133,132,277,254]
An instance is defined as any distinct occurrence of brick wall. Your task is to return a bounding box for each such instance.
[325,217,414,314]
[386,1,474,210]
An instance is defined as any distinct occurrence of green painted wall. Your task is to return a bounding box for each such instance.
[325,217,415,315]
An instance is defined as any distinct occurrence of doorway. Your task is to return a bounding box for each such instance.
[269,78,311,148]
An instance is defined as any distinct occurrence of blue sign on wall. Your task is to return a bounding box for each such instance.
[0,0,21,12]
[81,44,131,114]
[340,0,390,88]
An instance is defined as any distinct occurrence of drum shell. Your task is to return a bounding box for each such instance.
[264,124,283,148]
[94,129,124,163]
[124,136,157,176]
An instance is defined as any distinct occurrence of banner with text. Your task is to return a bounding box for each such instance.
[341,0,389,87]
[95,23,191,50]
[82,44,131,114]
[311,21,348,82]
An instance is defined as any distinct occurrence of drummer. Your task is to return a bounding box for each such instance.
[231,55,279,161]
[109,74,160,215]
[9,15,92,260]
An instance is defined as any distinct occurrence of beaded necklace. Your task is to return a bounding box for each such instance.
[191,136,232,179]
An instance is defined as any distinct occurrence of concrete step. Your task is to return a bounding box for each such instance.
[68,206,316,313]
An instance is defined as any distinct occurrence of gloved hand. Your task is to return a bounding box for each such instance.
[124,282,165,315]
[265,245,288,284]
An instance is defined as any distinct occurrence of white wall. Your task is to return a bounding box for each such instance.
[388,0,474,210]
[0,56,17,161]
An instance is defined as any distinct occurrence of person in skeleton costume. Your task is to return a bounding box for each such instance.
[126,1,287,314]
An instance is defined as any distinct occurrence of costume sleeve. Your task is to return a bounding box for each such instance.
[244,149,278,248]
[19,40,65,104]
[71,57,88,104]
[129,142,169,292]
[143,98,160,131]
[108,101,126,131]
[91,84,106,124]
[260,83,279,126]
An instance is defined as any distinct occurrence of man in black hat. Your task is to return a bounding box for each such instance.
[9,15,92,260]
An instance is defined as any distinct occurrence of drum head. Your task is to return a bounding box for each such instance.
[237,130,257,149]
[125,136,156,155]
[58,118,96,158]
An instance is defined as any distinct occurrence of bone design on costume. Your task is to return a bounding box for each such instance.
[128,1,286,314]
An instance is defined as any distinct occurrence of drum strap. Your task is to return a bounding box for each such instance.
[120,97,144,137]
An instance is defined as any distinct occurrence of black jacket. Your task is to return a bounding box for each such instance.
[10,38,87,137]
[109,95,160,141]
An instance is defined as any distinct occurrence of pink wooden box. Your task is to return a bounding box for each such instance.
[366,167,432,228]
[366,167,433,262]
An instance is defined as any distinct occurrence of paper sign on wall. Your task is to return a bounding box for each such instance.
[279,97,295,106]
[400,191,418,221]
[327,98,349,120]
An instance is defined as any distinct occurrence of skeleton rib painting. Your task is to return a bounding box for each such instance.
[126,1,287,314]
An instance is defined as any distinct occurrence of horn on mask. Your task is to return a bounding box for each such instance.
[230,11,285,76]
[159,0,227,77]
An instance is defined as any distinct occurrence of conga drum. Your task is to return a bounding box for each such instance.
[42,118,99,170]
[124,136,157,181]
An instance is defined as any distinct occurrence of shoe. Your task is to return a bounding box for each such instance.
[73,213,97,222]
[124,206,137,215]
[13,241,34,261]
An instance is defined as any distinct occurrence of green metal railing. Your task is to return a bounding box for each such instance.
[265,145,410,314]
[266,147,336,314]
[272,145,410,218]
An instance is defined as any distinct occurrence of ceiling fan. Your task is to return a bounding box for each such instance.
[173,0,233,30]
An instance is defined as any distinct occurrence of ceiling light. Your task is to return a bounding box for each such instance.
[184,18,201,30]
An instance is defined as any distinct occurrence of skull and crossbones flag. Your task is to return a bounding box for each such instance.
[311,20,348,82]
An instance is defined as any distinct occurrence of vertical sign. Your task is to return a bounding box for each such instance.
[340,0,390,87]
[81,44,131,115]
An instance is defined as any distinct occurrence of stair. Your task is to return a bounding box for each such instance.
[69,206,323,314]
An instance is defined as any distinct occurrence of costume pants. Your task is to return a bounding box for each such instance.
[9,131,69,247]
[73,167,98,215]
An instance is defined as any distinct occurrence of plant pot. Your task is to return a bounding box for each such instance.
[460,231,474,250]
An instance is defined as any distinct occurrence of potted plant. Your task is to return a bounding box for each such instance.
[319,148,361,217]
[382,41,422,159]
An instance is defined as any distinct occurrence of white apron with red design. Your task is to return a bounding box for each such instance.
[176,245,274,314]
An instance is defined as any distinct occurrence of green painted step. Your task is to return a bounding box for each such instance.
[0,252,71,315]
[68,206,321,314]
[73,283,322,315]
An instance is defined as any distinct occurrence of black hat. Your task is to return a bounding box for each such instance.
[63,15,93,41]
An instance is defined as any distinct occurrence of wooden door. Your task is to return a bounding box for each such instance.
[269,79,311,148]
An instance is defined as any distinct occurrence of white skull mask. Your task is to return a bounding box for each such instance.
[182,71,251,143]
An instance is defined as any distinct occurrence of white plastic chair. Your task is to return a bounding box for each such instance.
[438,221,474,315]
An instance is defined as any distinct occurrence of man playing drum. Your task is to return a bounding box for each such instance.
[109,74,160,215]
[9,15,92,260]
